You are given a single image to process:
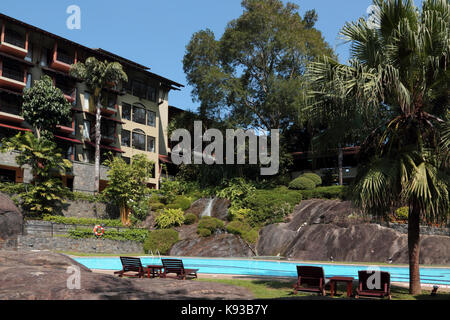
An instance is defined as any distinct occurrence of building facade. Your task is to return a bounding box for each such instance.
[0,13,182,192]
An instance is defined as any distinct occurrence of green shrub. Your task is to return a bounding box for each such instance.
[166,195,193,211]
[301,173,322,186]
[228,207,255,222]
[395,206,409,221]
[216,178,256,204]
[0,182,26,195]
[150,202,165,211]
[226,221,252,235]
[143,229,179,254]
[184,213,198,225]
[155,208,185,229]
[242,229,259,244]
[43,215,123,227]
[68,227,149,242]
[197,228,212,237]
[288,177,316,190]
[197,216,224,233]
[300,186,347,200]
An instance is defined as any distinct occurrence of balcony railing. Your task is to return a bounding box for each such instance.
[0,101,21,116]
[56,50,74,65]
[2,65,24,82]
[3,31,26,49]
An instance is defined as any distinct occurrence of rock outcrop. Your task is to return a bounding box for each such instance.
[257,199,450,265]
[0,192,23,247]
[185,198,230,219]
[0,251,253,300]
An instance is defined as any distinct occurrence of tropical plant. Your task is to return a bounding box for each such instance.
[307,0,450,294]
[70,57,128,193]
[21,75,72,139]
[102,154,154,225]
[155,208,185,229]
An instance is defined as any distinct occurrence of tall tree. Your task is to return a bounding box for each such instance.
[308,0,449,294]
[70,57,128,193]
[183,0,334,133]
[22,75,72,139]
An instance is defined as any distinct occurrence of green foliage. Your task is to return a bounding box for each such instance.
[184,213,198,225]
[242,229,259,244]
[22,75,72,138]
[197,228,212,237]
[216,178,256,204]
[159,178,185,204]
[143,229,179,254]
[0,182,26,195]
[197,216,224,233]
[166,195,193,211]
[395,207,409,222]
[102,154,154,220]
[43,215,123,227]
[288,176,316,190]
[68,227,149,242]
[226,220,252,235]
[300,173,322,186]
[155,208,185,229]
[300,186,347,200]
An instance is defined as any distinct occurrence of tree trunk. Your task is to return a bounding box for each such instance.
[338,145,343,186]
[94,100,102,194]
[408,202,421,295]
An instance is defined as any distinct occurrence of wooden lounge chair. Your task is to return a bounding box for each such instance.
[114,257,148,278]
[161,259,199,280]
[355,270,391,299]
[293,266,327,296]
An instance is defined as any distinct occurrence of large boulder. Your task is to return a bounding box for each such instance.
[0,192,23,245]
[0,250,254,300]
[257,199,450,265]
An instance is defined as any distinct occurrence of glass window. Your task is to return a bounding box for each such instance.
[147,136,155,153]
[132,104,146,124]
[147,110,156,127]
[82,121,90,140]
[83,92,90,111]
[121,129,131,147]
[147,86,157,102]
[122,103,131,120]
[132,130,146,151]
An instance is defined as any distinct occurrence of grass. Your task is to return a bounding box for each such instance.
[196,278,450,300]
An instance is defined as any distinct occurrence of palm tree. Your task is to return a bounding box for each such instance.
[70,57,128,193]
[307,0,449,294]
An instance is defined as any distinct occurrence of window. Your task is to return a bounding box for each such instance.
[82,121,90,140]
[147,86,157,102]
[132,129,146,151]
[122,103,131,120]
[147,136,155,153]
[132,104,146,124]
[147,110,156,127]
[121,129,131,147]
[83,92,90,111]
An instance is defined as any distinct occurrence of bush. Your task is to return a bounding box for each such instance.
[150,202,165,212]
[43,215,123,227]
[197,228,212,237]
[395,206,409,221]
[166,195,193,211]
[242,229,259,244]
[68,227,149,242]
[300,173,322,186]
[288,177,316,190]
[0,182,26,195]
[197,216,224,233]
[155,208,185,229]
[184,213,198,225]
[226,221,252,235]
[216,178,256,204]
[300,186,347,200]
[143,229,179,254]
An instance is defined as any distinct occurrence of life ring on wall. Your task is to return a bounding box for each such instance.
[93,225,104,237]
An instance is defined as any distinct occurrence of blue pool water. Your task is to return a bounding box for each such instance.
[74,257,450,285]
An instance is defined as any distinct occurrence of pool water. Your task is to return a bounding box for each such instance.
[74,257,450,285]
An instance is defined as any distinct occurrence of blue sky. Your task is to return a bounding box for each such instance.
[0,0,373,111]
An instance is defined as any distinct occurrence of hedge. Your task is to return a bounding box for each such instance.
[300,186,347,200]
[143,229,179,254]
[300,173,322,186]
[288,177,316,190]
[43,215,123,227]
[68,228,149,242]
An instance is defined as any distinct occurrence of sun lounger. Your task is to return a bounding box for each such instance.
[161,258,199,280]
[293,266,327,296]
[355,270,391,299]
[114,256,147,278]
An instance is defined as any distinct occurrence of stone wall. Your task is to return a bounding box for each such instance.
[8,235,143,254]
[62,200,119,219]
[24,220,129,236]
[381,223,450,237]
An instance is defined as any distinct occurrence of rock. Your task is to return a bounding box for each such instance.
[0,250,254,300]
[257,199,450,265]
[0,192,23,245]
[170,233,255,257]
[185,198,230,220]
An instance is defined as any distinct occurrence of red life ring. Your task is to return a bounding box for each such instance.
[93,225,104,237]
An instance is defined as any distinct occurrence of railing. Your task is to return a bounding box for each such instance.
[3,30,26,49]
[56,50,74,65]
[1,66,24,82]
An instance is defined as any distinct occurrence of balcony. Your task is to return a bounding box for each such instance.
[50,44,76,73]
[57,83,76,103]
[0,62,26,90]
[89,124,116,145]
[56,118,74,134]
[0,26,28,58]
[100,93,118,115]
[0,99,23,123]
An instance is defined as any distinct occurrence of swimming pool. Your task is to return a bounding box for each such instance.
[74,257,450,285]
